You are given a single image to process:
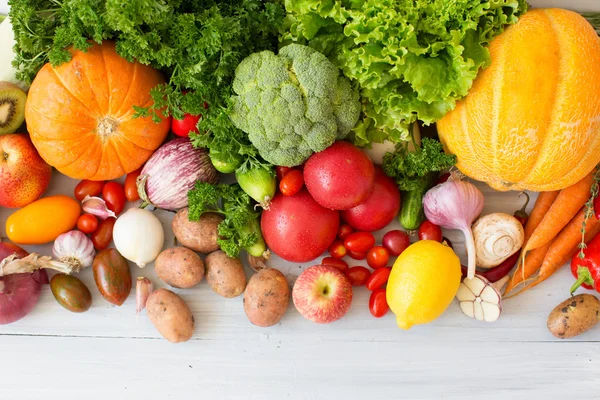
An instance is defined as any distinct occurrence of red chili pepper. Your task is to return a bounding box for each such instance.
[460,251,520,283]
[570,234,600,294]
[513,192,530,226]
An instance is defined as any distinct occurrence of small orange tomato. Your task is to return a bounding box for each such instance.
[124,169,142,202]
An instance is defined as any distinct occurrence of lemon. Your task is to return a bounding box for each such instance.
[386,240,461,330]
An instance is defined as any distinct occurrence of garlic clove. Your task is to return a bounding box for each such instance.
[82,196,116,220]
[456,283,476,302]
[456,274,503,323]
[480,285,501,303]
[481,301,501,322]
[473,302,484,321]
[460,301,475,318]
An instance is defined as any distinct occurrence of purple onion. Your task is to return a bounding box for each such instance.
[137,138,218,210]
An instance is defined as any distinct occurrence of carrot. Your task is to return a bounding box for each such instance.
[504,243,551,295]
[508,210,600,296]
[524,173,594,251]
[523,191,559,244]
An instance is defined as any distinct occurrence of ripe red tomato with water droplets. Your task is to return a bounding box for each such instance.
[328,240,347,259]
[124,168,142,202]
[347,250,367,260]
[74,180,105,202]
[279,170,304,197]
[77,214,98,234]
[172,114,201,137]
[275,166,294,181]
[344,231,375,253]
[337,224,354,240]
[102,182,126,215]
[321,257,349,273]
[369,288,389,318]
[366,246,390,269]
[345,266,371,286]
[91,218,116,250]
[418,221,443,242]
[382,230,410,256]
[365,267,392,291]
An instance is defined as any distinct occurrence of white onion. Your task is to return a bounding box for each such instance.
[113,208,164,268]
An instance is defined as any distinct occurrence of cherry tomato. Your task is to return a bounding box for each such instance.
[382,230,410,256]
[365,267,392,291]
[442,237,453,250]
[337,224,354,241]
[369,288,389,318]
[321,257,349,273]
[275,166,294,181]
[366,246,390,269]
[124,168,142,202]
[345,266,371,286]
[328,240,347,259]
[171,114,201,137]
[418,220,442,242]
[102,182,126,215]
[344,231,375,253]
[77,214,98,234]
[347,250,367,260]
[279,170,304,197]
[74,180,105,202]
[91,218,116,250]
[437,173,451,185]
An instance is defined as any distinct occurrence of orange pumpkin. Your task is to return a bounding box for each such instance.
[437,9,600,192]
[25,41,170,181]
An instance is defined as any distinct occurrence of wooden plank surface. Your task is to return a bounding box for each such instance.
[1,0,600,399]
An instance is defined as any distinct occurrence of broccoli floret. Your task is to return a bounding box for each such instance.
[229,44,361,167]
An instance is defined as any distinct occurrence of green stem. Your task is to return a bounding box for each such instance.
[570,266,594,295]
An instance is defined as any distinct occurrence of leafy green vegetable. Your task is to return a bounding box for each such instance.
[188,182,265,258]
[229,44,360,166]
[283,0,528,145]
[383,136,456,192]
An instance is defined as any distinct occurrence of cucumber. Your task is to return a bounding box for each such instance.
[399,172,438,231]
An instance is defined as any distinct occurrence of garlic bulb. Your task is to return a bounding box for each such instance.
[472,213,524,268]
[52,231,96,272]
[456,275,503,322]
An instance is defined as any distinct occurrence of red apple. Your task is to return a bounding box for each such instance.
[0,134,52,208]
[292,265,353,324]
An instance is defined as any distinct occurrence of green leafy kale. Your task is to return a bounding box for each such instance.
[187,181,263,258]
[383,137,456,192]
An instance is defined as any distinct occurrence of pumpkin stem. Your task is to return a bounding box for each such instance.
[97,117,119,142]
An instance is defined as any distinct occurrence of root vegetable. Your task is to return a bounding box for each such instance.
[172,208,222,253]
[146,288,194,343]
[155,247,204,289]
[205,251,246,298]
[472,213,524,268]
[547,294,600,339]
[244,268,290,327]
[456,275,506,322]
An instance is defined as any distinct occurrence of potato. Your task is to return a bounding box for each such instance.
[146,288,194,343]
[205,250,246,298]
[155,247,204,289]
[547,294,600,339]
[244,268,290,327]
[172,208,223,253]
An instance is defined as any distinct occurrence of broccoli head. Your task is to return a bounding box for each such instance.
[229,44,361,167]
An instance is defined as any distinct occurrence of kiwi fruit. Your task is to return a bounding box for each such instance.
[0,82,26,135]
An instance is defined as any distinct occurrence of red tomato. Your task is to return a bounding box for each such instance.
[74,180,105,202]
[369,288,389,318]
[344,231,375,253]
[437,173,451,185]
[261,190,340,262]
[91,218,116,250]
[171,114,201,137]
[77,214,98,234]
[102,182,126,215]
[345,266,371,286]
[328,240,347,259]
[321,257,349,273]
[337,224,354,240]
[340,167,401,231]
[348,250,367,260]
[279,170,304,197]
[366,246,390,269]
[365,267,392,291]
[418,220,443,242]
[382,230,410,256]
[124,168,142,202]
[275,166,294,181]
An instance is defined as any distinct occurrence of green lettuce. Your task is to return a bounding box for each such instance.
[283,0,528,146]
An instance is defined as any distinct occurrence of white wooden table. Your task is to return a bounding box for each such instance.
[1,1,600,399]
